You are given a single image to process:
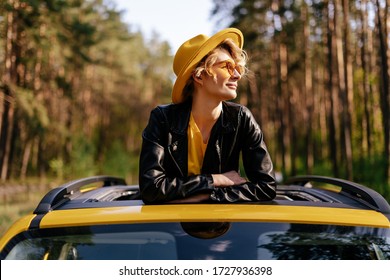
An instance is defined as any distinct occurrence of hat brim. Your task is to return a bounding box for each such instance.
[172,28,244,104]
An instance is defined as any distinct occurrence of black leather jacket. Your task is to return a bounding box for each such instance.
[139,100,276,204]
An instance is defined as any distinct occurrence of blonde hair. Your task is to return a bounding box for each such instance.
[181,38,248,101]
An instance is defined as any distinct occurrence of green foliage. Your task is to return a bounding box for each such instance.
[67,135,98,178]
[49,134,98,179]
[100,140,139,182]
[49,158,65,179]
[13,85,49,132]
[0,0,172,184]
[354,154,390,199]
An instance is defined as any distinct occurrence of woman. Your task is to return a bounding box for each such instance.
[139,28,276,204]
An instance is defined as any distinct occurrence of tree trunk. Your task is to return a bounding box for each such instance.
[0,86,14,181]
[335,0,353,179]
[273,40,286,174]
[246,71,261,120]
[302,3,314,174]
[20,139,32,180]
[360,0,373,157]
[375,0,390,184]
[280,42,293,175]
[325,0,340,177]
[0,0,18,181]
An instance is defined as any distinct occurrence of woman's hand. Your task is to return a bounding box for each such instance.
[166,171,247,203]
[212,170,247,187]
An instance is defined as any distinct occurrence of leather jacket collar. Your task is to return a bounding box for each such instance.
[168,99,236,136]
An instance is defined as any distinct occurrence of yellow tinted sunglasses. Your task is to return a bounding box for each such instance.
[214,59,244,76]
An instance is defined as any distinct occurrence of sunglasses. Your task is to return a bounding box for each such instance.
[213,59,244,76]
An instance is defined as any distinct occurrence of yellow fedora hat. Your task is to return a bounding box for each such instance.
[172,28,244,104]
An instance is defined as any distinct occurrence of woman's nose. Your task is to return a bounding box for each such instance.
[232,68,241,79]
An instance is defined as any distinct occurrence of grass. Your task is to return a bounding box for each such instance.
[0,181,57,238]
[0,202,36,237]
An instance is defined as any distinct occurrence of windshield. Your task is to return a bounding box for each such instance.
[3,222,390,260]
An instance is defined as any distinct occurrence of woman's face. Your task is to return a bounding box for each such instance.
[201,49,242,102]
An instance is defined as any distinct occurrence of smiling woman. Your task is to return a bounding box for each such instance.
[138,27,277,204]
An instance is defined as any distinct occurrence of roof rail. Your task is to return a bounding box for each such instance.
[33,176,126,215]
[285,175,390,213]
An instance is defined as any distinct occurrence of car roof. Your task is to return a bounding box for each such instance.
[35,203,390,229]
[24,175,390,229]
[32,175,390,211]
[1,175,390,253]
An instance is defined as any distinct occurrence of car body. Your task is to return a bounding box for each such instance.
[1,175,389,260]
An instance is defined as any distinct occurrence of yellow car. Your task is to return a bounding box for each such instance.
[1,175,389,260]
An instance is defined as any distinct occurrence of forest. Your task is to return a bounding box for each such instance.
[0,0,389,200]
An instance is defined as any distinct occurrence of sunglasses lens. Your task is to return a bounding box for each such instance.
[226,61,241,75]
[226,62,234,75]
[214,60,243,76]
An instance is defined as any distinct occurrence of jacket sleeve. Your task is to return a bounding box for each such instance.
[139,107,214,204]
[211,107,277,202]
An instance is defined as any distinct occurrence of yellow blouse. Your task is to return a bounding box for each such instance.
[187,113,208,176]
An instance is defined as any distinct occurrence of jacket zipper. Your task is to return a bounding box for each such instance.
[215,139,222,173]
[168,141,185,177]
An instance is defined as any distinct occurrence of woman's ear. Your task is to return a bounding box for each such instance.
[192,72,203,85]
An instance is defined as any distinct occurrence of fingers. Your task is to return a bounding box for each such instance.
[212,171,247,187]
[223,171,246,184]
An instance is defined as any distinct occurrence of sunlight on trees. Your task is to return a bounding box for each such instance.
[0,0,389,200]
